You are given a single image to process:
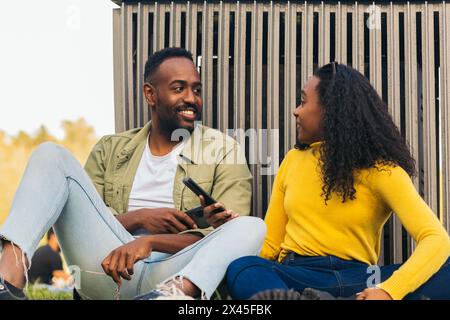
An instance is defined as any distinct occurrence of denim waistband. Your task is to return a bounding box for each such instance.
[281,252,369,270]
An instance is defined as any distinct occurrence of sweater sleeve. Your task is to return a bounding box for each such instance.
[260,153,290,261]
[370,165,450,300]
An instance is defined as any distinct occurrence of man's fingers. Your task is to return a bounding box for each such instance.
[169,211,191,230]
[171,217,189,232]
[108,252,122,285]
[118,252,131,281]
[356,292,366,300]
[209,209,232,222]
[204,202,226,216]
[199,195,205,207]
[167,224,180,234]
[223,212,239,223]
[126,254,135,276]
[175,210,197,229]
[101,254,112,276]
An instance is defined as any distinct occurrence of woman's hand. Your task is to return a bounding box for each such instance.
[356,288,393,300]
[199,195,239,229]
[101,236,153,287]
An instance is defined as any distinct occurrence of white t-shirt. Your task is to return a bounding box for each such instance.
[127,136,185,212]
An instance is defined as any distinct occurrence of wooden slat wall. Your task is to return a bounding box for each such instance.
[113,1,450,265]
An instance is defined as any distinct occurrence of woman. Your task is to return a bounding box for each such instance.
[226,62,450,300]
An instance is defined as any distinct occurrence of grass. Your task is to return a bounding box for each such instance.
[25,285,73,300]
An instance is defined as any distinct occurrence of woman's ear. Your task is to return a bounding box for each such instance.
[143,83,156,107]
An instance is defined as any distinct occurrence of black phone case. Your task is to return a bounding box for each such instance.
[182,178,217,205]
[183,177,223,214]
[185,206,210,229]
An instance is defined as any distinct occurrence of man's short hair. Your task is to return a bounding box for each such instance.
[144,47,194,83]
[47,228,55,241]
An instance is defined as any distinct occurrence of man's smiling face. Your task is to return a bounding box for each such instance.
[146,57,203,135]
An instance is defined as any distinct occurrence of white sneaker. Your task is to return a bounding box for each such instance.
[134,276,194,300]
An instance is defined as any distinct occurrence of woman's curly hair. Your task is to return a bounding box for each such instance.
[304,62,416,203]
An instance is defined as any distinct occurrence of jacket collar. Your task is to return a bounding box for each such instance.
[118,121,208,165]
[119,122,152,156]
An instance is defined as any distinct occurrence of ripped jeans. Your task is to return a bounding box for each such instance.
[0,142,266,299]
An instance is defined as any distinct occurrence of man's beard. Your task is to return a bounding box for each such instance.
[156,101,201,140]
[158,114,184,138]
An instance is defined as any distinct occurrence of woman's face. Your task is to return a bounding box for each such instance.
[293,76,325,145]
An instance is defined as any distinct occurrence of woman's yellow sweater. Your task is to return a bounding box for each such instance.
[260,142,450,300]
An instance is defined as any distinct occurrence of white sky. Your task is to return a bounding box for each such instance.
[0,0,119,139]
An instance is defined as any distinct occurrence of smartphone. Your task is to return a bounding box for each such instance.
[185,206,209,229]
[182,177,223,214]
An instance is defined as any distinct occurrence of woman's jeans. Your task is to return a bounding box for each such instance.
[227,253,450,300]
[0,142,266,299]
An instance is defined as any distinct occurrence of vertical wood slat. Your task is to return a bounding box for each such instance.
[284,1,297,152]
[353,2,365,73]
[318,2,325,66]
[387,2,403,264]
[367,2,384,264]
[441,2,450,230]
[113,8,125,133]
[336,2,348,65]
[250,1,263,217]
[234,1,246,131]
[387,3,402,127]
[186,2,198,62]
[405,2,420,253]
[218,2,230,132]
[122,3,134,130]
[267,1,280,200]
[422,3,438,214]
[201,1,214,126]
[369,2,382,95]
[136,3,150,127]
[319,1,331,66]
[170,1,182,47]
[301,2,314,85]
[153,2,165,52]
[405,2,420,190]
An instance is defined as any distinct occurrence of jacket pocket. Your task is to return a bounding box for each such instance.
[104,182,114,206]
[181,180,213,210]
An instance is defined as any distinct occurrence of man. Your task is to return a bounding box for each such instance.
[0,48,266,300]
[28,228,70,285]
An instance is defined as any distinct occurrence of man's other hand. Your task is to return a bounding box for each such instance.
[101,236,153,287]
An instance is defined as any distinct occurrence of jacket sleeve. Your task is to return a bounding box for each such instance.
[84,136,119,216]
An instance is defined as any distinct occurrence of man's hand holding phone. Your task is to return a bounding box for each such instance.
[199,196,239,229]
[183,177,239,228]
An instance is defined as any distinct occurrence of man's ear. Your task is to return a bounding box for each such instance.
[144,83,156,107]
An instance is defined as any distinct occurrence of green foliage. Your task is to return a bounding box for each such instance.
[25,285,73,300]
[0,118,99,224]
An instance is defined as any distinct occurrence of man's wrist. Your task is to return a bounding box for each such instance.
[145,235,156,248]
[132,209,144,229]
[117,210,143,232]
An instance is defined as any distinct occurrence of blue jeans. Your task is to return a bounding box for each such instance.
[226,253,450,300]
[0,142,266,299]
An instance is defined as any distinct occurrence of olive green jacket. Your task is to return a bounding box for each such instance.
[84,122,252,236]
